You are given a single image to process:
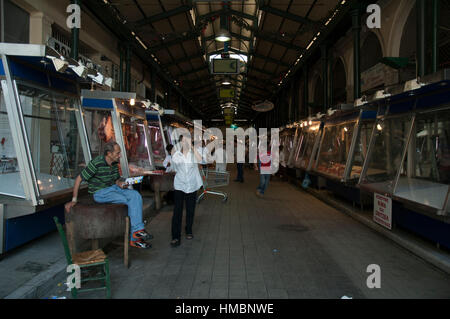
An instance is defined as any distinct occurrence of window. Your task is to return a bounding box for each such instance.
[1,0,29,43]
[17,84,85,196]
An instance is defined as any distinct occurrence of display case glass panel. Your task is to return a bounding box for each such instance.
[83,108,116,159]
[148,124,165,167]
[315,121,356,179]
[394,108,450,211]
[360,114,414,194]
[294,125,320,169]
[0,88,24,198]
[120,114,153,175]
[17,83,85,196]
[349,122,374,180]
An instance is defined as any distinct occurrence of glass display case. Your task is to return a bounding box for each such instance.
[287,127,300,168]
[146,111,169,168]
[0,43,91,253]
[313,108,377,183]
[81,90,155,178]
[293,119,323,171]
[280,127,296,167]
[0,44,90,206]
[360,80,450,216]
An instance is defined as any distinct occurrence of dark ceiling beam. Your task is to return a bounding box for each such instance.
[252,53,290,68]
[253,30,304,51]
[272,0,355,99]
[147,33,199,52]
[197,8,256,24]
[133,5,193,28]
[81,0,205,119]
[162,52,206,68]
[177,65,209,78]
[192,90,217,99]
[258,4,315,25]
[250,67,276,77]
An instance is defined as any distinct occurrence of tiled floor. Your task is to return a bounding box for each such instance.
[46,167,450,299]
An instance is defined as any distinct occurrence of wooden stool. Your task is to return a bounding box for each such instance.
[65,197,130,268]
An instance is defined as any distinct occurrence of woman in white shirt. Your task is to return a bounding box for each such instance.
[170,135,203,247]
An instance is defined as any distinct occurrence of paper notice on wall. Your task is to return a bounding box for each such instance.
[0,114,17,158]
[373,193,392,230]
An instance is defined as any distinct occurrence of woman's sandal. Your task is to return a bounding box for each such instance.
[170,239,181,247]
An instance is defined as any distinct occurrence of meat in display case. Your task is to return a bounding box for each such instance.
[81,90,155,178]
[313,108,377,183]
[293,119,323,171]
[359,77,450,249]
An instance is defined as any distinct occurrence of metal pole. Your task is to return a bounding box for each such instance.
[321,44,328,112]
[352,6,361,100]
[329,52,334,107]
[150,66,156,102]
[119,46,124,92]
[71,0,80,60]
[125,44,131,92]
[416,0,426,77]
[303,65,308,117]
[431,0,439,73]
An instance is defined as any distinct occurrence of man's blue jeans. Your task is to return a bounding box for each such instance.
[257,174,271,194]
[93,185,144,241]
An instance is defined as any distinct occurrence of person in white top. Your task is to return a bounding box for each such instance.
[169,135,203,247]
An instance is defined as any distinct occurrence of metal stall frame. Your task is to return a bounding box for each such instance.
[81,90,156,178]
[0,44,93,253]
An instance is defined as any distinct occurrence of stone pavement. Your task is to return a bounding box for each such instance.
[41,167,450,299]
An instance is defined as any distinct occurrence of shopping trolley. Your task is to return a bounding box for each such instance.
[197,167,229,203]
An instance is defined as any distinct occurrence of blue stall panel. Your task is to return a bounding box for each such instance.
[5,205,65,252]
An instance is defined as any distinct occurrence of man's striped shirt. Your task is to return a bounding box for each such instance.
[81,156,120,194]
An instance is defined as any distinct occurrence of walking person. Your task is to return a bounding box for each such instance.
[170,135,203,247]
[255,143,273,197]
[65,142,152,249]
[234,140,245,183]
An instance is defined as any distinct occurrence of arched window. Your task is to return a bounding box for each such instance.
[361,32,383,73]
[313,76,323,115]
[332,58,347,105]
[399,6,417,82]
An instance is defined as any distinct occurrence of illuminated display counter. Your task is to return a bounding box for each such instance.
[0,44,91,252]
[358,77,450,248]
[309,107,377,205]
[80,90,155,177]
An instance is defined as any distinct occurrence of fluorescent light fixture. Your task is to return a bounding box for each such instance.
[222,78,231,85]
[88,72,104,85]
[51,58,69,72]
[104,77,113,87]
[215,29,231,42]
[142,100,151,108]
[69,64,88,78]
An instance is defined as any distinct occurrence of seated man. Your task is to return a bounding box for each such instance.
[65,142,152,249]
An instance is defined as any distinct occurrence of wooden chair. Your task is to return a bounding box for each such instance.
[54,217,111,299]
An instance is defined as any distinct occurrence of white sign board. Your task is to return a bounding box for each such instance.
[373,193,392,230]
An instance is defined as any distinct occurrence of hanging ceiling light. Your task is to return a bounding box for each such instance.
[215,29,231,42]
[221,77,231,85]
